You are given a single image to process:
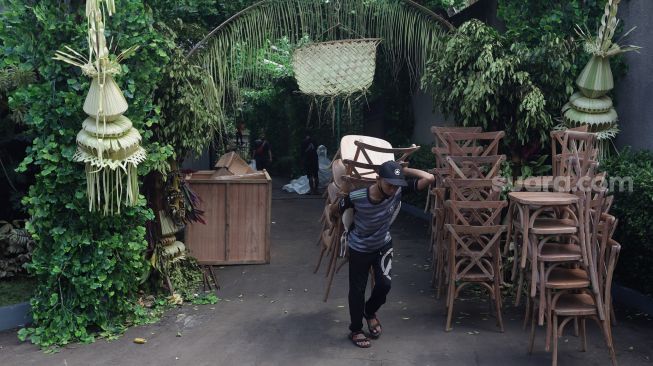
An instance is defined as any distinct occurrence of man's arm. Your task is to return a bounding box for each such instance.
[403,167,435,191]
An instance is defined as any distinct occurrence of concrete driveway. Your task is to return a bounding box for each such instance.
[1,178,651,365]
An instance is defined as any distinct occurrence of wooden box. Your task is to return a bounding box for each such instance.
[185,170,271,265]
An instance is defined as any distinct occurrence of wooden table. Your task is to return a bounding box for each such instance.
[507,192,580,297]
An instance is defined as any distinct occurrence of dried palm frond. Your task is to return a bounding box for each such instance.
[186,0,453,129]
[575,0,640,58]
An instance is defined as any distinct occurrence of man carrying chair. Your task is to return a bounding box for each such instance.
[333,160,434,348]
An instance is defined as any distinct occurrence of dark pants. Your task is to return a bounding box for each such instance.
[255,157,268,171]
[348,242,393,332]
[305,160,319,193]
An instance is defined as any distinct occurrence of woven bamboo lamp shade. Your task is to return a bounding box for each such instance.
[292,39,381,96]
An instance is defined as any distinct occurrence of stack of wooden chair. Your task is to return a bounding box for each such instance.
[428,127,508,331]
[509,129,621,366]
[314,135,419,301]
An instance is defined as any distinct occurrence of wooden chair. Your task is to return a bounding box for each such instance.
[427,127,482,244]
[432,178,505,296]
[431,154,505,294]
[340,135,419,186]
[444,213,507,331]
[445,131,505,157]
[445,155,506,180]
[529,238,621,366]
[431,131,504,292]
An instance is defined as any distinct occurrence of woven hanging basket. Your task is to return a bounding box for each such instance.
[292,39,381,96]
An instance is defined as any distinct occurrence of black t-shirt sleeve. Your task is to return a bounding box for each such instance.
[402,178,419,195]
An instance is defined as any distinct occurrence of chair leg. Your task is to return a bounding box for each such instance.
[545,290,553,352]
[445,278,455,331]
[574,317,580,338]
[539,261,546,325]
[610,303,618,327]
[515,268,525,306]
[494,280,504,332]
[579,318,587,352]
[511,237,520,282]
[314,246,326,274]
[601,318,619,366]
[528,299,537,354]
[552,314,559,366]
[523,294,531,331]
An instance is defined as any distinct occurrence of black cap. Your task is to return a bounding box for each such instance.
[378,160,407,186]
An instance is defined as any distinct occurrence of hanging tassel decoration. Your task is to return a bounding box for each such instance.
[55,0,145,214]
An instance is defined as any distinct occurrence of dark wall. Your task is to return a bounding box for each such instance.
[613,1,653,151]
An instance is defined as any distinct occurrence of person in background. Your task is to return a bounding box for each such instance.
[333,161,434,348]
[235,122,245,146]
[301,134,319,194]
[252,132,272,171]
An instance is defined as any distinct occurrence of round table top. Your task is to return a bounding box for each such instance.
[508,191,579,205]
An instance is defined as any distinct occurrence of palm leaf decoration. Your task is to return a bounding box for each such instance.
[54,0,146,214]
[186,0,454,127]
[562,0,640,159]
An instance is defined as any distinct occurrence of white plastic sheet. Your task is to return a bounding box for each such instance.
[282,175,311,194]
[282,145,332,194]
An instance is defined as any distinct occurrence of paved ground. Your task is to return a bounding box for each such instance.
[1,178,652,365]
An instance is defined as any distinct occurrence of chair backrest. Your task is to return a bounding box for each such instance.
[432,126,483,148]
[445,178,505,202]
[595,214,618,295]
[445,200,507,227]
[445,224,506,281]
[445,155,506,180]
[431,126,483,170]
[445,131,505,157]
[602,239,621,316]
[553,130,598,179]
[551,126,589,176]
[339,135,420,186]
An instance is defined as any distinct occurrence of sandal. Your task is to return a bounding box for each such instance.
[349,331,371,348]
[366,316,382,339]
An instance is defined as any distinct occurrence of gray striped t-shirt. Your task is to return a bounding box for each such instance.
[339,180,416,253]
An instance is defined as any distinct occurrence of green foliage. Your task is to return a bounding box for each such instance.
[414,0,468,12]
[601,148,653,297]
[191,292,220,305]
[154,45,219,160]
[498,0,607,46]
[518,155,551,179]
[497,0,628,100]
[422,20,553,159]
[1,0,175,347]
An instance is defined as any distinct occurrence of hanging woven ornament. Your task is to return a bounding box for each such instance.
[292,38,381,127]
[561,0,639,159]
[54,0,145,214]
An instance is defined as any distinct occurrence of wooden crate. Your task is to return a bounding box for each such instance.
[184,170,271,265]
